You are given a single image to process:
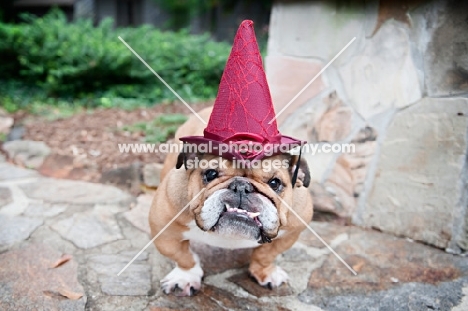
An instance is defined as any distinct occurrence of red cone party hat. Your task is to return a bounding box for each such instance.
[180,20,303,160]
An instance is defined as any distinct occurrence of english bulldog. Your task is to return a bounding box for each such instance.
[149,107,313,296]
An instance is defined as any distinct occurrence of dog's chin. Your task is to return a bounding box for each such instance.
[209,211,273,244]
[211,212,260,239]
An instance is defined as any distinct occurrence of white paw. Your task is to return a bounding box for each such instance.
[160,257,204,296]
[258,266,289,288]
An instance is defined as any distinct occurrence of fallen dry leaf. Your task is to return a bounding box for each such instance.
[58,288,84,300]
[50,254,73,269]
[43,290,65,299]
[352,260,365,272]
[43,289,83,300]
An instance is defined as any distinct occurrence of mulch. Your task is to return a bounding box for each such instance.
[16,101,212,183]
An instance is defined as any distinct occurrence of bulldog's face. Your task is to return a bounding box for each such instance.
[178,154,310,244]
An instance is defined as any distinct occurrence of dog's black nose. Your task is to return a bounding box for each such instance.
[229,179,254,195]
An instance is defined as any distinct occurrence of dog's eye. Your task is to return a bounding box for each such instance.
[204,169,218,182]
[268,178,282,191]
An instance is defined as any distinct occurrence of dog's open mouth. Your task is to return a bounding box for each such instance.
[225,206,262,226]
[210,205,271,244]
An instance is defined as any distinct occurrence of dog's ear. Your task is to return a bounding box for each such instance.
[175,152,202,169]
[288,155,311,188]
[176,152,185,169]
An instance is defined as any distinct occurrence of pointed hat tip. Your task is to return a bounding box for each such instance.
[240,20,254,27]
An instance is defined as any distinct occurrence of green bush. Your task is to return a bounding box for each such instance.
[0,9,231,106]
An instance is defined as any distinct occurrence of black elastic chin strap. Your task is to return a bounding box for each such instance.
[291,144,303,188]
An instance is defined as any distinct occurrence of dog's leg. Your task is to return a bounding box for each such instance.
[150,207,203,296]
[248,230,301,288]
[154,232,203,296]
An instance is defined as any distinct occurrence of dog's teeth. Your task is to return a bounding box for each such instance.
[248,212,260,218]
[255,218,263,227]
[227,207,258,217]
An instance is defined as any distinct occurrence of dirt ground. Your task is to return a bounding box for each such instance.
[16,101,213,183]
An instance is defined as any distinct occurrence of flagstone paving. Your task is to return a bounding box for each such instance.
[0,159,467,310]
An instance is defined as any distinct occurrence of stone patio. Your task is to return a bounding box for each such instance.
[0,158,467,310]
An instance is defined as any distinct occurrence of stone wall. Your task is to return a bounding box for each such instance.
[266,0,468,253]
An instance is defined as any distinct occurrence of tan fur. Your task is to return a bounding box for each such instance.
[149,106,313,289]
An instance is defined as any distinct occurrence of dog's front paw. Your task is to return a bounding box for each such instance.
[161,264,204,296]
[249,264,289,289]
